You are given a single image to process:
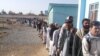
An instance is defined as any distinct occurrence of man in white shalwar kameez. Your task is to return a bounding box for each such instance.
[46,26,51,50]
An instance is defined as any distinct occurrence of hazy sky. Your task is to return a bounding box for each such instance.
[0,0,78,14]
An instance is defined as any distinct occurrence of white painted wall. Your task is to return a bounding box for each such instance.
[85,0,100,21]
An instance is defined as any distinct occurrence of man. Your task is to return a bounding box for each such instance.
[72,18,90,56]
[46,24,51,50]
[82,21,100,56]
[52,26,61,56]
[49,23,58,56]
[57,16,76,56]
[42,21,47,44]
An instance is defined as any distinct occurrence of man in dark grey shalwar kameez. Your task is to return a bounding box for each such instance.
[57,16,76,56]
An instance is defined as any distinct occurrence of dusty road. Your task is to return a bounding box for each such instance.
[0,23,48,56]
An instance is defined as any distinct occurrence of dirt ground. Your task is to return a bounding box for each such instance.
[0,22,48,56]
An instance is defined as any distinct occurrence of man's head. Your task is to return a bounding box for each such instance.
[90,21,100,36]
[65,19,73,30]
[66,16,73,23]
[82,18,90,29]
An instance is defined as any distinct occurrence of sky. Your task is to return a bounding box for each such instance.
[0,0,78,14]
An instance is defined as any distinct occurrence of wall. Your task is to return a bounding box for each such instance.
[85,0,100,21]
[77,0,100,29]
[48,8,54,24]
[53,6,78,26]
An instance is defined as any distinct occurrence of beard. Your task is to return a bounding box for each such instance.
[83,25,90,29]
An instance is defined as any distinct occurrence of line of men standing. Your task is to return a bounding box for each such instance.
[40,16,100,56]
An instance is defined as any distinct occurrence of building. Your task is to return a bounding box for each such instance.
[48,3,78,26]
[77,0,100,29]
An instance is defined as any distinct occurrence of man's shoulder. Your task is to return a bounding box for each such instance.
[83,33,91,41]
[54,29,59,33]
[76,28,83,33]
[76,28,84,36]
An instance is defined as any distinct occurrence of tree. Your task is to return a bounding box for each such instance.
[26,12,36,15]
[18,12,23,15]
[38,11,44,16]
[1,10,7,15]
[8,11,16,15]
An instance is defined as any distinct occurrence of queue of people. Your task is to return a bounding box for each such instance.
[39,16,100,56]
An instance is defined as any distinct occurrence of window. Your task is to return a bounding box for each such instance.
[89,2,99,21]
